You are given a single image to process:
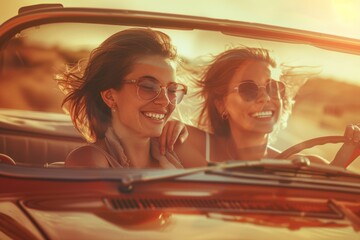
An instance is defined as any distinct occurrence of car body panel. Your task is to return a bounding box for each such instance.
[1,165,360,239]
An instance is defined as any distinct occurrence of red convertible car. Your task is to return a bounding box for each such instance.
[0,4,359,239]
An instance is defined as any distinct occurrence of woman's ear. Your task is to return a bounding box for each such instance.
[215,98,229,120]
[214,98,225,115]
[100,89,115,108]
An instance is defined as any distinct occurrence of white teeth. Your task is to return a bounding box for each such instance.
[251,111,273,118]
[144,112,165,120]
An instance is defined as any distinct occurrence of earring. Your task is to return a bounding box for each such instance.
[111,104,117,113]
[221,111,228,120]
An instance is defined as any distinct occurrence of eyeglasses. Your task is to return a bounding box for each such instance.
[124,77,188,105]
[232,79,286,102]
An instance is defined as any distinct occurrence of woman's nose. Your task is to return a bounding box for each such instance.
[153,87,171,106]
[256,87,271,102]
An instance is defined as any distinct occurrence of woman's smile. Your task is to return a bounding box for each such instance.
[142,111,167,121]
[250,110,274,119]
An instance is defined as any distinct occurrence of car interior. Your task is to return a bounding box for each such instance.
[0,111,84,166]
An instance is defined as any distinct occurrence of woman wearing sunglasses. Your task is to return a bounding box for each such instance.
[59,28,187,168]
[176,47,359,167]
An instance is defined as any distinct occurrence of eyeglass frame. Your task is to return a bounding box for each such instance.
[230,79,286,101]
[123,78,188,105]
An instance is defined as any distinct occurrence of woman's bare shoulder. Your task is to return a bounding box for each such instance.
[65,144,110,168]
[187,125,207,136]
[174,125,208,168]
[180,125,208,147]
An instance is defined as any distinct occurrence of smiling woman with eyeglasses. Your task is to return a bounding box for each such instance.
[57,28,186,169]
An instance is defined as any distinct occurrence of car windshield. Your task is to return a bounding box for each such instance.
[0,17,359,173]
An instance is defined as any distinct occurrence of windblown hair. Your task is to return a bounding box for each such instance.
[195,47,293,137]
[57,28,177,142]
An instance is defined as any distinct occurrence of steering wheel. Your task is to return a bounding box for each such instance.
[275,136,345,160]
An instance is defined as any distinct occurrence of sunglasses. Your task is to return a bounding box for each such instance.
[124,77,187,105]
[232,79,286,102]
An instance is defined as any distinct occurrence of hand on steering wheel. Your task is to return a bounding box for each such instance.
[331,124,360,168]
[275,124,360,169]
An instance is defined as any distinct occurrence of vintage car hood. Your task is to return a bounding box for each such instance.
[22,203,360,240]
[1,165,360,240]
[2,193,359,240]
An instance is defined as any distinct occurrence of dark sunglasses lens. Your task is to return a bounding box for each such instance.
[237,82,259,101]
[137,78,160,100]
[267,80,286,99]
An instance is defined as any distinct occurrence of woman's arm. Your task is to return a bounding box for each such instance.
[158,120,189,155]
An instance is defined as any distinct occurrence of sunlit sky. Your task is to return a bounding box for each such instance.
[2,0,360,40]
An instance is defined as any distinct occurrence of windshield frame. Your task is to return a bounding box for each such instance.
[1,5,360,55]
